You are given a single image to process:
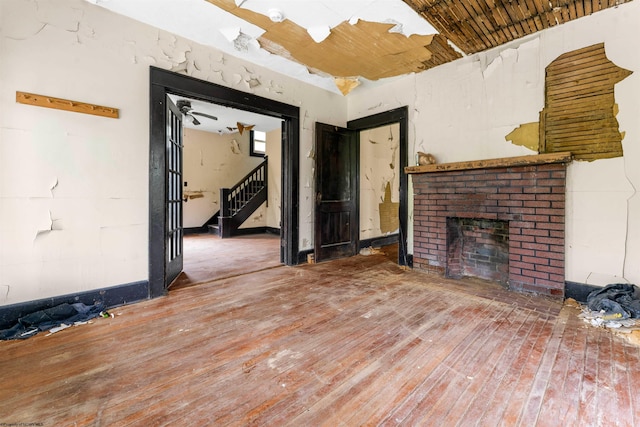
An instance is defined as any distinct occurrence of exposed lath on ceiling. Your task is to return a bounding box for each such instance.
[403,0,635,55]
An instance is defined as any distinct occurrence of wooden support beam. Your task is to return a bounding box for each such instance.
[16,91,119,119]
[405,151,572,174]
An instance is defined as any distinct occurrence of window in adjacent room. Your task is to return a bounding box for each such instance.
[250,130,266,157]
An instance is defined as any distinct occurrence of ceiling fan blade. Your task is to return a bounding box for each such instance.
[191,111,218,121]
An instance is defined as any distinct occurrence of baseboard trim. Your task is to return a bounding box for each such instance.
[0,280,149,330]
[564,281,601,303]
[184,226,208,235]
[359,234,399,250]
[405,254,414,268]
[265,227,281,235]
[234,226,269,236]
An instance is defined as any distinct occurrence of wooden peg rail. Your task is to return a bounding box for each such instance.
[16,91,119,119]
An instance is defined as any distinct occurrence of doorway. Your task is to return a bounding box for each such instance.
[349,107,409,266]
[149,67,300,298]
[313,107,409,266]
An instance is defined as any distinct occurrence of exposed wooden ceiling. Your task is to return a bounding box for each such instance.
[404,0,634,55]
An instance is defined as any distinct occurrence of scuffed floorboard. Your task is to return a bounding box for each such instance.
[1,244,638,426]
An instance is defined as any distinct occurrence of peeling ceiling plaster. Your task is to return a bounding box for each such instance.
[86,0,448,95]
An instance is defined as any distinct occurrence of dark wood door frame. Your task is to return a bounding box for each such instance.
[149,67,300,298]
[347,106,410,266]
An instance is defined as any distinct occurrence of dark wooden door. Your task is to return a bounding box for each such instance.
[314,122,358,262]
[165,96,183,287]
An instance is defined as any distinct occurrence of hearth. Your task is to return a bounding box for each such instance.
[406,153,572,297]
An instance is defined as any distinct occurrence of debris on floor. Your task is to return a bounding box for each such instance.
[566,283,640,347]
[359,246,383,256]
[0,302,106,340]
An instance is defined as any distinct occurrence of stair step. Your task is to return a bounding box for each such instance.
[207,224,219,235]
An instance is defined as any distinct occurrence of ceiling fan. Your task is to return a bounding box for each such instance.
[176,100,218,125]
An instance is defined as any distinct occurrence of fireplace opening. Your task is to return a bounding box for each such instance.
[446,218,509,286]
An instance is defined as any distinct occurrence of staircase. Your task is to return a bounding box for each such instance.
[215,157,268,238]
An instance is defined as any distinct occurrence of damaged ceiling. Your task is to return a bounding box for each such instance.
[90,0,632,95]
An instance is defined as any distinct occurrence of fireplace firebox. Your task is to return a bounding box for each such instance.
[446,217,510,285]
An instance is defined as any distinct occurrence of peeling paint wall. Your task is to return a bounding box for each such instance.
[359,124,400,239]
[182,128,263,228]
[265,128,282,229]
[347,1,640,287]
[0,0,346,306]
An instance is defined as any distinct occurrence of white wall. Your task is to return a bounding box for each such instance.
[360,124,400,239]
[0,0,346,306]
[265,128,282,229]
[348,1,640,287]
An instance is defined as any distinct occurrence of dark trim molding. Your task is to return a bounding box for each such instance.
[565,281,600,303]
[298,248,314,264]
[359,234,399,250]
[183,226,209,235]
[0,281,148,330]
[265,227,281,235]
[348,106,410,266]
[149,67,300,299]
[233,227,276,236]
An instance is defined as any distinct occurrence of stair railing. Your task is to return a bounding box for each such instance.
[220,157,268,228]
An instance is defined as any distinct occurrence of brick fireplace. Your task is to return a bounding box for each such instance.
[407,153,572,297]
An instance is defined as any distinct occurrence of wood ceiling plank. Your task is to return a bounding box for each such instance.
[464,0,503,46]
[568,1,578,19]
[483,0,514,42]
[458,0,501,48]
[435,1,488,52]
[494,0,525,39]
[533,6,554,29]
[523,0,545,30]
[517,0,540,33]
[510,0,534,32]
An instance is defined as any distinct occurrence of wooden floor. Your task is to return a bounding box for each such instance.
[2,235,639,426]
[170,233,282,290]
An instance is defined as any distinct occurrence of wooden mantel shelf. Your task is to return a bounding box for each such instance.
[404,152,572,174]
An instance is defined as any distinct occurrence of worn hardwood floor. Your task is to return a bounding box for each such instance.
[1,235,639,426]
[171,233,282,290]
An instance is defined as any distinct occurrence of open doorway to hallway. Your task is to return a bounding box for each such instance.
[149,67,301,298]
[169,96,284,290]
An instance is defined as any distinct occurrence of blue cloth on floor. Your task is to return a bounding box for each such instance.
[0,302,105,340]
[587,283,640,319]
